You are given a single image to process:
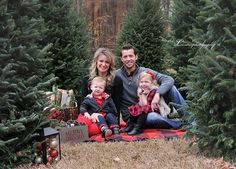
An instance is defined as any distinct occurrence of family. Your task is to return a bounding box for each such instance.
[77,44,186,138]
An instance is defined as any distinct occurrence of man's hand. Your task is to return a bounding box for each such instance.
[151,93,160,111]
[91,113,102,123]
[84,112,91,119]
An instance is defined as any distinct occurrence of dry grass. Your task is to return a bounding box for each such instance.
[17,139,236,169]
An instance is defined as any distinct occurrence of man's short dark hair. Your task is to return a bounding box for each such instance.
[120,43,138,57]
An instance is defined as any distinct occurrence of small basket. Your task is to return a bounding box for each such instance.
[47,102,78,122]
[45,87,79,122]
[60,106,79,122]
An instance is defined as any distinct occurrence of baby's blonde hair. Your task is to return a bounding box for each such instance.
[90,76,106,87]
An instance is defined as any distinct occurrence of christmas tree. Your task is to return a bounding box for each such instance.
[39,0,90,96]
[185,0,236,159]
[115,0,165,71]
[170,0,206,90]
[0,0,56,167]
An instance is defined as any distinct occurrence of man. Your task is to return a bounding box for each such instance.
[115,44,186,129]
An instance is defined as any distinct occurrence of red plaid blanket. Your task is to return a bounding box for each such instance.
[88,128,185,142]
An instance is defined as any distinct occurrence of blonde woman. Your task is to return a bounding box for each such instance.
[78,48,123,136]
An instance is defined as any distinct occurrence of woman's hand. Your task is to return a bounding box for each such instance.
[91,113,102,123]
[84,112,91,119]
[151,93,160,111]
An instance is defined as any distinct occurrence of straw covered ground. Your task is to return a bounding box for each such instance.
[18,138,236,169]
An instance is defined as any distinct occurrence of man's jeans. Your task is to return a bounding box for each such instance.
[146,85,186,129]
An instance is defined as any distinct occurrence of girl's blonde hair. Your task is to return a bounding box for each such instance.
[89,48,116,86]
[137,71,157,87]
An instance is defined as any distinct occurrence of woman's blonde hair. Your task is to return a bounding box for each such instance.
[89,48,116,86]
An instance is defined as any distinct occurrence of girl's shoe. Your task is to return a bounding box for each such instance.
[127,125,143,135]
[119,122,134,133]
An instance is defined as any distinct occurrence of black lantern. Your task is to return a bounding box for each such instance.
[36,127,61,165]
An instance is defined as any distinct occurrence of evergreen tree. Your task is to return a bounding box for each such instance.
[0,0,56,167]
[39,0,90,96]
[185,0,236,159]
[115,0,165,71]
[171,0,205,91]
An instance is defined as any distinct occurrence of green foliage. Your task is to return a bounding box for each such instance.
[0,0,55,167]
[39,0,90,95]
[184,0,236,160]
[115,0,165,71]
[170,0,206,91]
